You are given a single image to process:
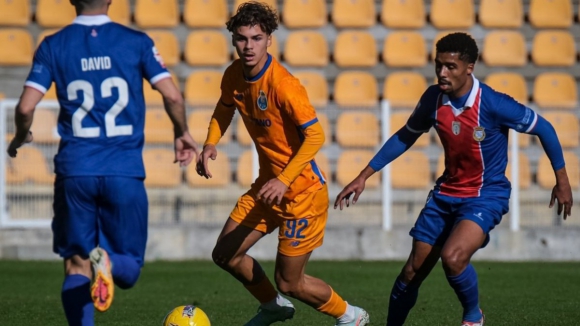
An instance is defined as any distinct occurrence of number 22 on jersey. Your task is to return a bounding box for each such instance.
[68,77,132,138]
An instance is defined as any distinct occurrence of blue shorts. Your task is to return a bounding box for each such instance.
[52,176,148,266]
[409,191,509,248]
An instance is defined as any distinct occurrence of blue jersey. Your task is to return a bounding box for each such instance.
[25,15,170,177]
[407,76,538,198]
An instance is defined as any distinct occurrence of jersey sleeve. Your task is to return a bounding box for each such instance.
[406,87,438,133]
[276,77,318,129]
[494,93,538,133]
[24,39,53,94]
[141,35,171,85]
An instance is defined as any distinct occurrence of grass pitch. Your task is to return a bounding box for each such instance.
[0,260,579,325]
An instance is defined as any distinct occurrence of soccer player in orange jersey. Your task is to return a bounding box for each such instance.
[196,2,369,326]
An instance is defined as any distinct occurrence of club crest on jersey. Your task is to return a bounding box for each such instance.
[257,90,268,111]
[452,121,461,135]
[473,126,486,142]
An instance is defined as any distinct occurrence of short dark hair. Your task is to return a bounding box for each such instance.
[70,0,107,11]
[226,1,279,35]
[436,32,479,64]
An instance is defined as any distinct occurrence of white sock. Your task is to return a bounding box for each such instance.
[337,303,356,323]
[261,294,291,310]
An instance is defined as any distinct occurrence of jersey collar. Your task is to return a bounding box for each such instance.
[244,54,272,82]
[442,74,480,111]
[73,15,112,26]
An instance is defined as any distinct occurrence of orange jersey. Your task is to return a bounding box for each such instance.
[205,55,326,198]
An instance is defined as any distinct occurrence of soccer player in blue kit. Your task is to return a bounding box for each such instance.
[7,0,199,325]
[334,33,573,325]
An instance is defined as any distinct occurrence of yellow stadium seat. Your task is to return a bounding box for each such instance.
[0,93,4,99]
[332,0,375,28]
[537,151,578,189]
[43,83,57,99]
[314,152,330,182]
[336,150,379,188]
[333,71,378,108]
[143,148,182,187]
[135,0,178,28]
[334,31,377,68]
[482,31,527,67]
[145,109,173,144]
[236,116,252,146]
[36,29,59,47]
[542,111,579,148]
[531,31,576,67]
[185,31,229,66]
[478,0,523,28]
[505,152,531,189]
[0,29,32,66]
[382,31,427,67]
[109,0,131,25]
[390,111,429,147]
[184,0,228,28]
[292,71,328,108]
[283,0,326,28]
[233,34,279,60]
[233,0,277,12]
[284,31,328,67]
[185,70,222,107]
[484,72,528,105]
[146,30,180,67]
[383,72,427,109]
[143,72,179,106]
[188,109,230,144]
[533,73,577,110]
[511,133,531,148]
[529,0,572,28]
[0,0,30,26]
[317,112,331,146]
[6,146,53,185]
[391,151,430,189]
[237,150,254,187]
[187,149,230,187]
[429,0,474,29]
[335,112,380,148]
[35,0,76,28]
[30,108,59,144]
[381,0,425,28]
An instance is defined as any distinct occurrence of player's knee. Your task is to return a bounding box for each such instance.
[211,246,237,271]
[275,278,303,298]
[65,255,91,278]
[441,250,469,275]
[115,269,141,290]
[401,264,417,284]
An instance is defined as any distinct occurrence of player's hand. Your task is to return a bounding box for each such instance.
[550,180,573,220]
[174,131,200,167]
[334,175,366,210]
[196,144,217,179]
[257,178,289,206]
[7,131,33,158]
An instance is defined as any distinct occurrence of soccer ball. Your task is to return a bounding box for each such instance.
[162,305,211,326]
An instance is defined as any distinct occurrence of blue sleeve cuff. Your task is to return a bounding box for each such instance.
[299,117,318,129]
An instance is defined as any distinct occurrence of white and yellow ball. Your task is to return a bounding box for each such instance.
[162,305,211,326]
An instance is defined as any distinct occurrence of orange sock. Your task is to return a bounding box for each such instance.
[244,275,278,304]
[316,287,347,318]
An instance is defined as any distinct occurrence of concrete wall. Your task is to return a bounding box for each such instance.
[2,225,580,261]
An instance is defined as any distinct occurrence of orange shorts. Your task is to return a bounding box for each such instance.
[229,184,329,256]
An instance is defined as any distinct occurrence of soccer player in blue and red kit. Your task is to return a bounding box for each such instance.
[334,32,573,325]
[7,0,199,325]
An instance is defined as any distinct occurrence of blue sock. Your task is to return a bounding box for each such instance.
[62,274,93,326]
[446,264,482,322]
[110,254,141,289]
[386,279,419,326]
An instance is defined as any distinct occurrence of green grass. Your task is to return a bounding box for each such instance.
[1,260,579,325]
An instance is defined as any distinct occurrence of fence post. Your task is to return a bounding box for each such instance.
[381,100,392,231]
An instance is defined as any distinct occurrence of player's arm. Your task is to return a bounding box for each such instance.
[196,76,236,179]
[496,94,572,218]
[8,39,54,157]
[335,89,434,210]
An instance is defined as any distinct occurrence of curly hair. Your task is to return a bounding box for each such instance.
[436,32,479,64]
[226,1,279,35]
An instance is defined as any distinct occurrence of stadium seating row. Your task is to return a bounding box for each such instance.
[35,70,575,111]
[20,107,580,149]
[0,0,578,29]
[2,28,578,68]
[7,145,579,191]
